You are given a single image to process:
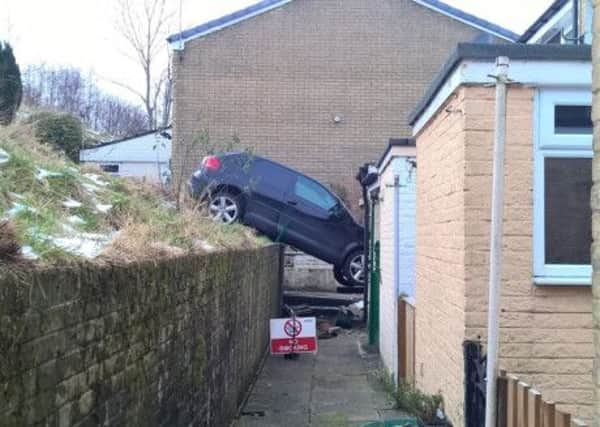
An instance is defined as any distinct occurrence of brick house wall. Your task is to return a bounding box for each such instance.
[415,88,468,423]
[415,85,593,424]
[171,0,485,208]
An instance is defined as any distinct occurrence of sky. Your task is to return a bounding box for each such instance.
[0,0,553,106]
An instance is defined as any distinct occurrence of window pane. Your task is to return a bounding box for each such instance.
[295,176,336,210]
[100,164,119,173]
[544,157,592,264]
[554,105,592,134]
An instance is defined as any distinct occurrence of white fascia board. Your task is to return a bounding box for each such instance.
[378,146,417,175]
[527,2,572,44]
[412,59,592,136]
[169,0,293,50]
[411,0,516,41]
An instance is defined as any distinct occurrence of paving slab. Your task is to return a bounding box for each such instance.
[234,328,408,427]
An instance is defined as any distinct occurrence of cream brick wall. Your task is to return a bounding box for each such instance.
[461,86,593,420]
[378,149,417,379]
[415,89,468,424]
[171,0,484,209]
[415,85,593,424]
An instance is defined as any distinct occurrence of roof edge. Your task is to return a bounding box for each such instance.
[167,0,293,48]
[518,0,569,43]
[408,43,591,127]
[81,126,172,152]
[411,0,519,41]
[377,138,416,169]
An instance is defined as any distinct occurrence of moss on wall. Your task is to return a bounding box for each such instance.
[0,245,282,426]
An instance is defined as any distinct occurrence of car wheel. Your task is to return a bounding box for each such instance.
[207,192,241,224]
[333,267,351,286]
[342,249,366,287]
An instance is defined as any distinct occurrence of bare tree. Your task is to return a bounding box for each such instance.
[114,0,173,129]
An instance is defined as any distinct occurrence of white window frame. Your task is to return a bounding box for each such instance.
[533,88,592,286]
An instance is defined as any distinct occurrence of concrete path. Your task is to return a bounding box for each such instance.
[234,329,407,427]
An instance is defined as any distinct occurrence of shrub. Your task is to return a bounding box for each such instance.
[376,371,446,425]
[0,41,23,126]
[33,112,83,162]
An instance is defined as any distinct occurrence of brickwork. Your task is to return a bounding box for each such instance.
[415,85,593,424]
[0,246,283,427]
[415,89,468,424]
[171,0,484,210]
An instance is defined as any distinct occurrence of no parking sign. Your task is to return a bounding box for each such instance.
[270,317,317,355]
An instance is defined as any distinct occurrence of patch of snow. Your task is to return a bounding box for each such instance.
[67,215,86,225]
[82,182,101,193]
[95,203,112,213]
[0,148,10,166]
[194,239,216,252]
[6,202,37,218]
[84,173,109,187]
[21,246,39,260]
[36,168,63,181]
[63,198,82,209]
[50,232,116,259]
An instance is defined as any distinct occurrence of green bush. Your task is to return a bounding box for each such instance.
[34,112,83,162]
[0,41,22,126]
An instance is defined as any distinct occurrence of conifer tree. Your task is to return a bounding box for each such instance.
[0,41,23,125]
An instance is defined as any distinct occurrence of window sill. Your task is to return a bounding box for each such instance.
[534,276,591,286]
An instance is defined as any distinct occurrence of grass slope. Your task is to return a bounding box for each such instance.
[0,122,266,265]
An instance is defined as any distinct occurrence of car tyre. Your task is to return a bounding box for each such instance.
[207,191,242,224]
[333,267,351,286]
[342,249,366,287]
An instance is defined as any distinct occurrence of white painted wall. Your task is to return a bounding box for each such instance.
[377,151,416,380]
[80,130,171,183]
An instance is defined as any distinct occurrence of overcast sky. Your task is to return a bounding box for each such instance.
[0,0,553,105]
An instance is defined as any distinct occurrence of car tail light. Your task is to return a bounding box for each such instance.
[202,155,221,171]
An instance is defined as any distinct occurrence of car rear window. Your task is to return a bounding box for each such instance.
[295,176,337,210]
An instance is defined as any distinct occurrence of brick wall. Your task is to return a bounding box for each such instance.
[171,0,483,210]
[415,85,593,424]
[0,246,283,426]
[415,89,467,424]
[460,86,593,420]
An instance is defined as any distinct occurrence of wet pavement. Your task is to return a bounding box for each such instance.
[234,328,407,427]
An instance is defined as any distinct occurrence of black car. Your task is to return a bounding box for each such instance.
[189,152,365,286]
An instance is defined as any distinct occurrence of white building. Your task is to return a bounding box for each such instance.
[79,128,171,183]
[370,138,417,382]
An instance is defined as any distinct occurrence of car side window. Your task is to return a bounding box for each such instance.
[294,176,337,211]
[250,160,294,195]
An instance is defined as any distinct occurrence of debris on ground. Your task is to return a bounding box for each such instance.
[318,320,341,339]
[335,307,354,329]
[348,300,364,318]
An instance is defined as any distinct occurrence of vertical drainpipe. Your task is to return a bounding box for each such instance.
[573,0,580,44]
[392,160,401,380]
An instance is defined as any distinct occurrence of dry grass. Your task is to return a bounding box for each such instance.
[0,220,20,261]
[0,120,269,266]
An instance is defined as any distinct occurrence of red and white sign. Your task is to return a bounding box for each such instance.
[270,317,317,355]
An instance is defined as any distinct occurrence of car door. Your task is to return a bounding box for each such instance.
[242,159,295,238]
[278,175,347,264]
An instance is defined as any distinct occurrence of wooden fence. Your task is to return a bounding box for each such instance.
[397,297,416,385]
[497,371,588,427]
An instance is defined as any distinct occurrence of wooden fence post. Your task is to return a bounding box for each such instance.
[527,389,541,427]
[542,401,556,427]
[497,370,508,427]
[517,381,530,427]
[506,375,519,427]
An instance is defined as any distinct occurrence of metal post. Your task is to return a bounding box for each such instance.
[362,184,370,323]
[484,56,509,427]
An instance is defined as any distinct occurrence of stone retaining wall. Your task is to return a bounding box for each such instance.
[0,245,283,426]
